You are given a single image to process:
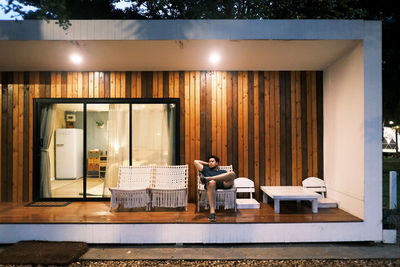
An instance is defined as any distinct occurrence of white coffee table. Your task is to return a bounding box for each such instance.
[260,186,322,213]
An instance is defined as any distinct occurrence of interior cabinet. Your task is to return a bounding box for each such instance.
[87,150,107,178]
[87,150,101,178]
[99,155,107,178]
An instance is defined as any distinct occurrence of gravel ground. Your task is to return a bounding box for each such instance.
[69,259,400,267]
[2,259,400,266]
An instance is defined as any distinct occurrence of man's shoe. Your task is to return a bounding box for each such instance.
[208,213,216,221]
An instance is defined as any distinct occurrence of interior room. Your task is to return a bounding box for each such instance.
[49,103,106,198]
[45,103,176,199]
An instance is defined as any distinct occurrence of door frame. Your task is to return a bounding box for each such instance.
[33,98,180,201]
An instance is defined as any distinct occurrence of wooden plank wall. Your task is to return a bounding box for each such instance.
[0,71,323,202]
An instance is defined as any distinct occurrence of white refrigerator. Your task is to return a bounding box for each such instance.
[55,128,83,179]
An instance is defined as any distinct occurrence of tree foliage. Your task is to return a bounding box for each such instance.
[126,0,369,19]
[0,0,371,23]
[1,0,399,123]
[359,0,400,125]
[1,0,70,29]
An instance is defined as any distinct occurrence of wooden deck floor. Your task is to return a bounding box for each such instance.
[0,201,362,224]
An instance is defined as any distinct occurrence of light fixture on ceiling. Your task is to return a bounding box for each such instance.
[70,53,83,64]
[209,52,220,64]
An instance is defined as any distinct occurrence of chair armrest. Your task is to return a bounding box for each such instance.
[197,172,205,190]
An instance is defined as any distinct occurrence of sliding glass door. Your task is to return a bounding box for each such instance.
[34,99,179,201]
[36,103,84,199]
[87,103,129,198]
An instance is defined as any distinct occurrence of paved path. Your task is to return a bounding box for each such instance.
[81,243,400,260]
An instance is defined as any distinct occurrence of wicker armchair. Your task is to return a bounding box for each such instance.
[109,166,152,211]
[150,165,188,210]
[196,165,237,212]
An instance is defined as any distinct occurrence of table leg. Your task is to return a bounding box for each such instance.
[274,200,280,213]
[263,193,269,203]
[312,199,318,213]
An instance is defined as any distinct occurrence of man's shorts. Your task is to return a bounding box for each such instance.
[205,180,233,190]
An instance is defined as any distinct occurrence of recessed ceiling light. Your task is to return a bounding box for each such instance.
[209,52,220,64]
[70,53,83,64]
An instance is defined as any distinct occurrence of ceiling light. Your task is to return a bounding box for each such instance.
[209,53,220,64]
[70,53,83,64]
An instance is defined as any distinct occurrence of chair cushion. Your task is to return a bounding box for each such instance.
[318,198,338,208]
[236,198,260,209]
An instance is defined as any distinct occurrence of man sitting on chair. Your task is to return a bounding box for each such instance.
[194,155,236,221]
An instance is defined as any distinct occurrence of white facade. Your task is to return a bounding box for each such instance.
[0,19,382,243]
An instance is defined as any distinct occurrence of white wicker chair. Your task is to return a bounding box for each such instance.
[150,165,188,210]
[196,165,237,212]
[109,166,152,211]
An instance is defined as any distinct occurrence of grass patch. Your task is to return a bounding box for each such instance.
[382,157,400,208]
[383,208,400,229]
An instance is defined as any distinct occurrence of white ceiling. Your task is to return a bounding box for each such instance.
[0,39,360,71]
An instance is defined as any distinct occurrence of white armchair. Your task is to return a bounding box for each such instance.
[196,165,237,212]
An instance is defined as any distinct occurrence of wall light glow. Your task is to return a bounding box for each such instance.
[70,53,83,64]
[209,52,221,64]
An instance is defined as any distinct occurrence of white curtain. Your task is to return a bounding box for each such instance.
[40,105,56,198]
[103,104,130,196]
[132,104,170,166]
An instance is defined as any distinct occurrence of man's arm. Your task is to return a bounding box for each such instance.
[194,160,208,172]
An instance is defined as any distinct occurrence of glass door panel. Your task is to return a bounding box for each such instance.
[87,103,129,198]
[43,103,84,199]
[131,103,176,166]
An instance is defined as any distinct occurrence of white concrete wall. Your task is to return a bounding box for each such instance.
[323,21,382,242]
[0,222,376,244]
[323,42,365,218]
[362,21,383,240]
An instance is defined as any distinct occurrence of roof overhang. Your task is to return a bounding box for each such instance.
[0,20,368,71]
[0,39,360,71]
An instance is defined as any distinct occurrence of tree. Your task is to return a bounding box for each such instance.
[0,0,145,29]
[1,0,71,29]
[130,0,368,19]
[0,0,371,22]
[361,1,400,125]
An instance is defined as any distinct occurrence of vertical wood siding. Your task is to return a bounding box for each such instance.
[0,71,323,202]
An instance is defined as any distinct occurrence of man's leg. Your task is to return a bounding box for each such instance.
[205,171,235,184]
[207,180,217,215]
